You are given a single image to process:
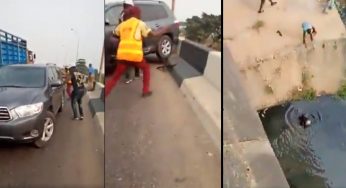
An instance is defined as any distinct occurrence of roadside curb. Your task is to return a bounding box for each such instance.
[86,82,105,134]
[168,38,221,151]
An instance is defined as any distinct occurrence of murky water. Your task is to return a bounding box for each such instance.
[259,96,346,188]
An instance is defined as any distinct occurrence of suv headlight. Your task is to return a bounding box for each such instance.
[10,102,43,119]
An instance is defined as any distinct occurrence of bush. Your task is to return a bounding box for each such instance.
[291,87,316,101]
[185,13,221,51]
[252,20,265,31]
[337,81,346,99]
[301,88,317,100]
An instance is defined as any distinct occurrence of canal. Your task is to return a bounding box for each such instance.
[259,96,346,188]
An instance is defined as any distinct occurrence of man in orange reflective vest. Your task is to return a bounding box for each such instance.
[105,6,170,97]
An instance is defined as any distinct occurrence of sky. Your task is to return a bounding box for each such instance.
[0,0,104,69]
[105,0,221,21]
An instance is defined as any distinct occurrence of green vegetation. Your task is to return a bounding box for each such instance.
[185,13,221,51]
[252,20,265,32]
[301,88,317,100]
[301,71,311,87]
[291,87,316,101]
[337,80,346,99]
[264,84,274,95]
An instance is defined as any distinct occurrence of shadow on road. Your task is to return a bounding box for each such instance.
[0,141,32,150]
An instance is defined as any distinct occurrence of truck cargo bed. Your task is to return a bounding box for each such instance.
[0,29,27,65]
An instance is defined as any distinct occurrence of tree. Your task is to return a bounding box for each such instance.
[185,13,221,45]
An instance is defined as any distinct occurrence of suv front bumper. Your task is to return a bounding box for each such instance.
[0,112,45,142]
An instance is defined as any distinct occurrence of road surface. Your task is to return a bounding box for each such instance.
[0,97,104,188]
[105,58,221,188]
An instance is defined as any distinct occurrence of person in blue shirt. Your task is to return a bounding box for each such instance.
[88,64,94,76]
[258,0,277,13]
[88,64,96,90]
[302,22,317,48]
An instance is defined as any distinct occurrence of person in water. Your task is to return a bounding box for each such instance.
[299,114,312,128]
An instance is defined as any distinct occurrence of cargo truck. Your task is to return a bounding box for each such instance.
[0,29,34,65]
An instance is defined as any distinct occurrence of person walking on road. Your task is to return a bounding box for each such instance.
[105,6,171,98]
[258,0,277,13]
[70,66,87,120]
[124,67,140,84]
[302,22,317,48]
[88,63,96,90]
[323,0,336,13]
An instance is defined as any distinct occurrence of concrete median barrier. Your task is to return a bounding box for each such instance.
[86,82,104,134]
[223,45,289,187]
[169,38,221,150]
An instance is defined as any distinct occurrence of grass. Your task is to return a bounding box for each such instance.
[337,80,346,99]
[291,87,316,101]
[252,20,265,32]
[264,84,274,95]
[302,71,311,87]
[301,88,317,100]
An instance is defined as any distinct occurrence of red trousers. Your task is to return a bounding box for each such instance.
[105,59,151,97]
[66,84,72,98]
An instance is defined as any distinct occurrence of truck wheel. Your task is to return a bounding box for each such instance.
[33,111,55,148]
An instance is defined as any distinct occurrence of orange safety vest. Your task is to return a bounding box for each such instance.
[116,17,143,63]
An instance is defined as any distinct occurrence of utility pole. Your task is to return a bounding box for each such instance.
[172,0,175,13]
[99,43,105,83]
[70,28,79,62]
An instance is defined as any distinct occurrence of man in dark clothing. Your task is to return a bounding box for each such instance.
[258,0,277,13]
[69,66,87,120]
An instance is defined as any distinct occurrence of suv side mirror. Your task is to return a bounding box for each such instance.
[51,80,63,87]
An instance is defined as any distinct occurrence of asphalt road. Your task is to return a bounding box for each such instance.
[105,58,221,188]
[0,96,104,188]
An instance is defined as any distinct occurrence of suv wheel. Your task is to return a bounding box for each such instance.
[58,95,65,113]
[33,111,55,148]
[156,35,173,59]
